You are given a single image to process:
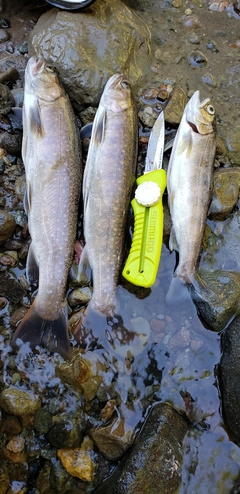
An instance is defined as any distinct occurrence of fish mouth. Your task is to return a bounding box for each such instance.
[104,73,125,91]
[28,56,45,76]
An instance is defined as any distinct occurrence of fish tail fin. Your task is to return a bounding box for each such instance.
[166,275,192,306]
[73,303,109,349]
[11,300,70,359]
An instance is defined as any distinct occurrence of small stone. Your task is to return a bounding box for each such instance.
[0,83,14,114]
[68,287,92,307]
[15,175,26,202]
[202,73,217,88]
[191,338,204,351]
[0,415,22,435]
[18,40,28,55]
[0,466,9,494]
[0,28,9,42]
[10,306,28,327]
[6,481,27,494]
[47,413,83,449]
[0,212,16,244]
[150,318,166,333]
[138,106,158,128]
[57,436,95,482]
[169,328,191,348]
[34,408,53,434]
[0,387,41,416]
[3,446,27,463]
[188,51,208,68]
[6,435,25,453]
[90,414,136,461]
[100,399,117,421]
[0,272,25,303]
[0,250,18,267]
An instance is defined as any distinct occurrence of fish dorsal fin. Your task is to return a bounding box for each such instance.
[93,106,106,146]
[29,102,44,138]
[26,243,39,284]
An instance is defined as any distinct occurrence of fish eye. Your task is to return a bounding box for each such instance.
[45,64,55,73]
[121,80,130,90]
[206,104,215,115]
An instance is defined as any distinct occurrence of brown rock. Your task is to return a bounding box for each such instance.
[90,413,136,461]
[6,435,25,453]
[0,387,41,416]
[0,212,16,245]
[0,415,22,436]
[169,328,191,349]
[57,436,95,482]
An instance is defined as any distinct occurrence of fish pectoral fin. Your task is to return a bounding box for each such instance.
[169,227,178,252]
[176,129,192,157]
[94,105,106,146]
[26,243,39,284]
[77,246,92,285]
[29,102,44,138]
[24,180,32,215]
[11,299,70,360]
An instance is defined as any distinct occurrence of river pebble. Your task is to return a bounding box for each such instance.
[90,414,136,461]
[138,106,158,128]
[0,387,41,415]
[57,436,95,482]
[6,435,25,453]
[34,408,53,434]
[188,50,208,67]
[0,82,14,114]
[47,412,84,449]
[164,85,187,124]
[68,286,92,307]
[0,211,16,244]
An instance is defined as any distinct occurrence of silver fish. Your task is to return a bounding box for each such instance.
[167,90,216,288]
[74,73,138,339]
[12,56,82,358]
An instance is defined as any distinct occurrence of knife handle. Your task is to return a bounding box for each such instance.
[122,169,167,288]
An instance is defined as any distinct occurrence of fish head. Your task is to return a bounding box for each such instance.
[101,73,134,112]
[185,90,215,135]
[25,56,64,102]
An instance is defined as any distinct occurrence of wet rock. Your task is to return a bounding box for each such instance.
[0,272,25,303]
[97,402,188,493]
[0,415,22,436]
[57,351,106,400]
[68,287,92,307]
[0,250,18,267]
[0,387,41,416]
[0,82,14,114]
[164,85,187,125]
[188,51,208,68]
[79,106,96,126]
[29,0,151,109]
[90,412,136,461]
[220,315,240,444]
[209,167,240,220]
[3,445,27,463]
[0,67,19,85]
[18,40,28,54]
[0,211,16,244]
[0,28,8,42]
[15,174,25,202]
[34,408,53,434]
[138,106,158,128]
[202,73,217,88]
[0,131,22,155]
[57,436,95,482]
[47,412,84,449]
[191,269,240,331]
[6,435,25,453]
[169,327,191,349]
[0,466,9,494]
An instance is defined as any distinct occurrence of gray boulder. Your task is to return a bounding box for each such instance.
[96,402,188,494]
[29,0,151,110]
